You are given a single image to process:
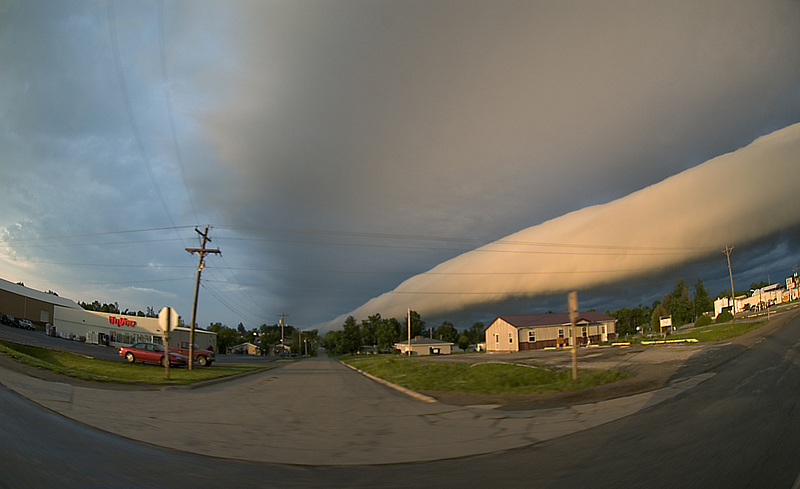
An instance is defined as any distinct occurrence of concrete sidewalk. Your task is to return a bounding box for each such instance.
[0,353,713,466]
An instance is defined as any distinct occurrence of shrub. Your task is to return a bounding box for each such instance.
[695,315,712,328]
[715,310,734,324]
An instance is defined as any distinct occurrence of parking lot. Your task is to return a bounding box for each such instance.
[0,322,275,366]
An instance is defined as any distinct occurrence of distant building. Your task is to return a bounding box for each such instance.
[0,277,82,325]
[229,342,262,355]
[484,312,617,353]
[714,279,795,318]
[394,336,453,355]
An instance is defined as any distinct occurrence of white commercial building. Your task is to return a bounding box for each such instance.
[52,306,216,351]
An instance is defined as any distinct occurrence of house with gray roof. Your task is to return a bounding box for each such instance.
[484,312,617,352]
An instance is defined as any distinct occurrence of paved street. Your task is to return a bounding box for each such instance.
[0,347,708,466]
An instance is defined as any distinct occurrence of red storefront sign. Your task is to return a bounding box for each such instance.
[108,316,136,327]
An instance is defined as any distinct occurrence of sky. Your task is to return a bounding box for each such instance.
[2,0,800,332]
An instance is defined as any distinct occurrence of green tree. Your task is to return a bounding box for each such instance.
[404,310,425,338]
[606,304,653,335]
[437,321,459,344]
[322,330,341,354]
[692,279,713,317]
[360,314,379,348]
[458,333,471,351]
[207,323,241,353]
[651,302,668,330]
[376,317,401,352]
[663,278,692,326]
[339,316,362,354]
[469,321,485,345]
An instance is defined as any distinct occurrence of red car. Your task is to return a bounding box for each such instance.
[119,342,187,367]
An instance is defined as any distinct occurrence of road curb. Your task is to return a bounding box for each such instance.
[339,360,438,403]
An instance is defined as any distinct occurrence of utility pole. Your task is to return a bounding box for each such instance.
[278,314,288,357]
[186,226,220,370]
[722,246,735,317]
[407,308,411,355]
[568,291,578,381]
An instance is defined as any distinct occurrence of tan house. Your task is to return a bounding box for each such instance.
[230,342,262,355]
[485,312,617,352]
[394,336,453,355]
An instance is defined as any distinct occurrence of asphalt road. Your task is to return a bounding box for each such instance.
[2,315,800,488]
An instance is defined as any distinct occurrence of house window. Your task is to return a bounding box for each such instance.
[509,332,513,343]
[558,329,564,338]
[495,333,499,345]
[582,326,588,338]
[601,325,606,334]
[528,330,536,342]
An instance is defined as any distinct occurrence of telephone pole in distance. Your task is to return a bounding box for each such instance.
[722,246,735,316]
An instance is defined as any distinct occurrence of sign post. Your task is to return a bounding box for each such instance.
[158,307,178,379]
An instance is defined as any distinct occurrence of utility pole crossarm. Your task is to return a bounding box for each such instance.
[185,248,221,254]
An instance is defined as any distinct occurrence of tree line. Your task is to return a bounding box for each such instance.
[79,301,159,318]
[321,311,487,356]
[207,322,320,355]
[606,277,772,336]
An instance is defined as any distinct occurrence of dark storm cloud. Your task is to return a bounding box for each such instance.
[2,1,800,329]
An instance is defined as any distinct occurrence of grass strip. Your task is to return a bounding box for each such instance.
[668,320,767,343]
[0,340,264,385]
[345,355,628,394]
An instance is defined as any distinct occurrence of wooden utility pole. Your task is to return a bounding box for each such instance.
[186,226,220,370]
[407,308,412,355]
[568,291,578,381]
[722,246,735,317]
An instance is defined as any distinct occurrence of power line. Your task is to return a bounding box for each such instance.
[106,0,178,229]
[0,223,715,256]
[213,224,713,253]
[0,226,195,243]
[157,0,199,224]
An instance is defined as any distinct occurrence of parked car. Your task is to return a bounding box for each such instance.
[17,319,35,331]
[119,342,187,367]
[168,341,215,366]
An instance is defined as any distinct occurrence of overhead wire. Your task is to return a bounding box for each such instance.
[157,0,199,224]
[107,0,177,230]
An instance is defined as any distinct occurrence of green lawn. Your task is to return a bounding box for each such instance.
[345,355,628,394]
[0,340,266,385]
[669,320,767,343]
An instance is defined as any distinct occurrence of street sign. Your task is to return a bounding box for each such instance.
[158,307,178,379]
[158,307,178,333]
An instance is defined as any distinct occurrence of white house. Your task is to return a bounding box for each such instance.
[229,342,261,355]
[394,336,453,355]
[484,312,617,353]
